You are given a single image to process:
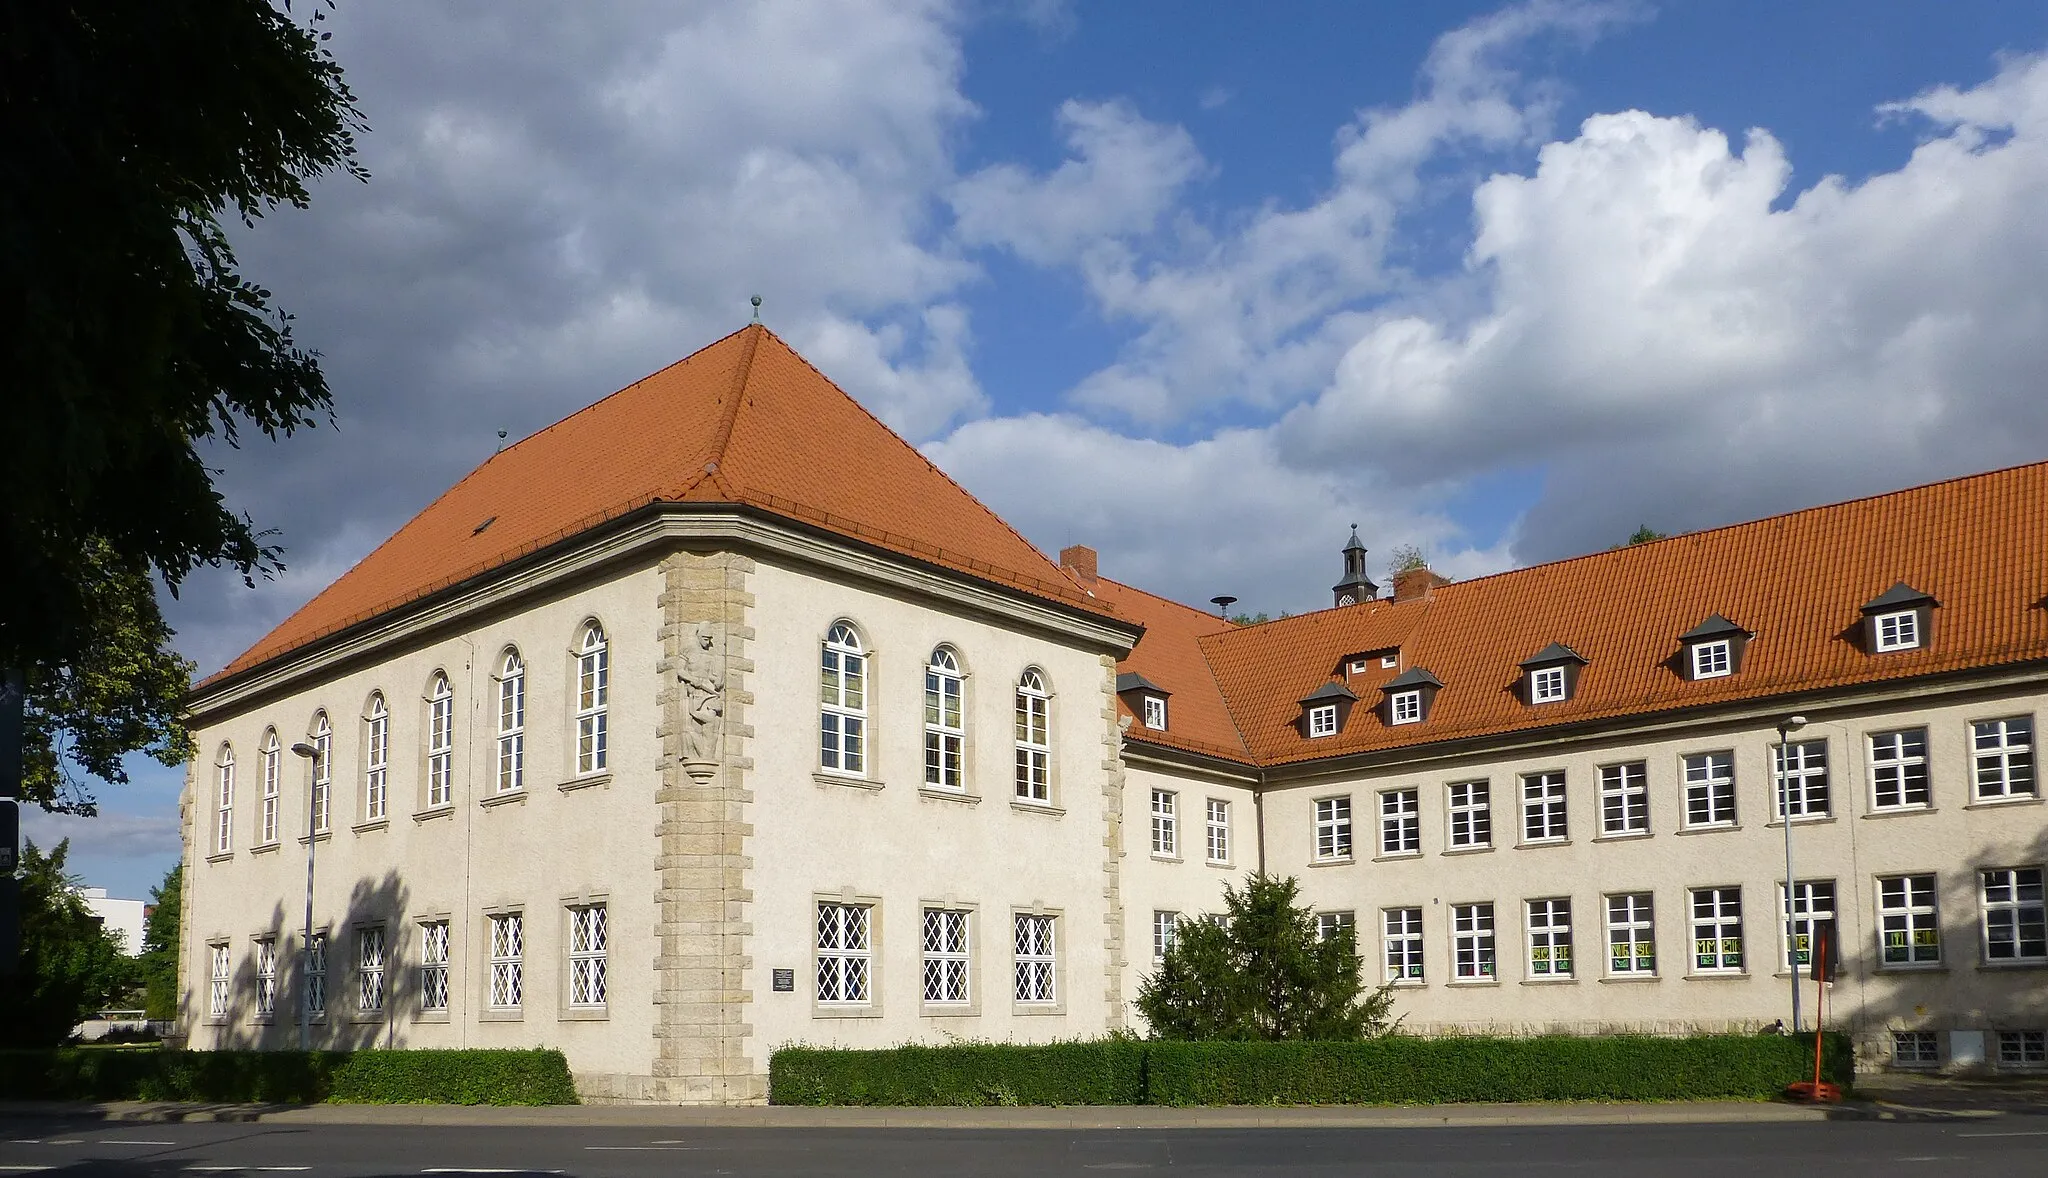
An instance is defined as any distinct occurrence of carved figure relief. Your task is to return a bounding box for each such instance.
[677,622,725,765]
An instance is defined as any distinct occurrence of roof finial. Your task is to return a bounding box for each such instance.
[750,294,762,322]
[495,428,508,453]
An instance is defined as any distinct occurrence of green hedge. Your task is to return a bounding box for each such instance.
[0,1048,577,1105]
[769,1033,1851,1106]
[769,1040,1148,1106]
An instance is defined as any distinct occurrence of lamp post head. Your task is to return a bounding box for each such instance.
[1782,715,1808,733]
[289,742,317,759]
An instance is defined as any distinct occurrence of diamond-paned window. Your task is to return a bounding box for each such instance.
[420,921,450,1011]
[816,903,872,1004]
[570,904,608,1007]
[922,908,970,1004]
[489,912,524,1008]
[1013,914,1057,1004]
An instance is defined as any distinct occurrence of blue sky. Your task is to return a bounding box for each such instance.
[30,0,2048,897]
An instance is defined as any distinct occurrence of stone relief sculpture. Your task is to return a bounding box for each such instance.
[677,622,725,773]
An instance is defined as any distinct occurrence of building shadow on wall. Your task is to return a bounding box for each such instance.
[212,870,413,1052]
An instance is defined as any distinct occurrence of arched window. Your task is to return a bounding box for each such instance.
[363,693,389,822]
[819,623,867,775]
[497,650,525,793]
[310,712,333,833]
[925,646,964,790]
[426,673,454,808]
[1014,669,1050,803]
[214,744,235,854]
[260,729,281,844]
[576,622,609,775]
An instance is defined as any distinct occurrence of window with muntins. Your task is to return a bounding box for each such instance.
[1013,914,1056,1004]
[489,912,523,1008]
[1691,639,1732,679]
[1151,789,1178,856]
[497,652,525,793]
[1893,1031,1939,1067]
[1527,898,1573,978]
[1380,788,1419,855]
[1691,887,1744,972]
[1315,796,1352,860]
[1983,867,2048,962]
[1384,908,1424,982]
[1206,798,1230,863]
[1307,704,1338,738]
[1521,772,1567,843]
[816,903,871,1004]
[420,921,450,1011]
[1390,690,1422,725]
[260,730,281,844]
[819,624,867,775]
[576,623,609,775]
[427,675,454,808]
[310,712,333,833]
[924,647,965,790]
[255,936,277,1017]
[1317,910,1357,947]
[215,745,235,854]
[1142,695,1167,730]
[1683,751,1736,827]
[1999,1031,2047,1067]
[208,944,230,1017]
[1780,879,1835,970]
[1869,729,1930,810]
[1530,665,1567,704]
[364,694,389,822]
[922,908,970,1004]
[306,933,327,1017]
[1452,903,1496,980]
[1447,781,1490,848]
[1879,875,1940,966]
[1606,893,1655,975]
[1873,609,1920,651]
[569,904,607,1007]
[1152,910,1179,961]
[1973,717,2035,800]
[1774,741,1830,819]
[357,926,386,1014]
[1015,669,1050,803]
[1599,762,1649,836]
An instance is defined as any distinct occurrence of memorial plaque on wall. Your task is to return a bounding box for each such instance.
[772,968,795,992]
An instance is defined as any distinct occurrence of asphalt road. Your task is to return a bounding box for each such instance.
[3,1116,2046,1178]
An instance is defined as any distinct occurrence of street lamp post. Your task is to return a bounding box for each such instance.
[289,740,319,1051]
[1777,715,1808,1034]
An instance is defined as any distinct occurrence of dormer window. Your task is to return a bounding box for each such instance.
[1298,681,1358,738]
[1518,643,1587,707]
[1143,695,1168,730]
[1116,672,1172,732]
[1381,668,1442,725]
[1678,614,1749,681]
[1861,582,1937,655]
[1307,704,1339,737]
[1691,639,1732,679]
[1389,690,1422,725]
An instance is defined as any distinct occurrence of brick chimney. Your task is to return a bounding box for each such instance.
[1392,565,1451,603]
[1060,544,1098,587]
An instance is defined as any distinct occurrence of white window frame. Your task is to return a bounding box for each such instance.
[1605,893,1656,976]
[1690,638,1732,679]
[1869,728,1930,811]
[1205,798,1230,863]
[310,712,333,833]
[576,623,609,776]
[922,907,971,1005]
[208,942,230,1017]
[260,730,281,844]
[1521,771,1567,843]
[1527,898,1573,979]
[1447,780,1490,848]
[1150,789,1179,857]
[1780,879,1835,971]
[1451,903,1496,980]
[363,694,389,823]
[569,903,608,1008]
[306,932,327,1017]
[496,651,525,794]
[1389,690,1422,725]
[1383,908,1424,983]
[1013,913,1057,1005]
[1873,609,1920,652]
[1314,796,1353,861]
[1307,704,1338,738]
[427,674,454,808]
[1381,653,1399,669]
[1683,750,1736,828]
[1690,886,1744,974]
[214,745,235,855]
[1152,910,1179,961]
[1142,695,1167,730]
[488,911,524,1009]
[1774,740,1831,820]
[1878,874,1940,967]
[1893,1030,1940,1068]
[357,925,386,1014]
[1599,761,1649,836]
[1998,1030,2047,1068]
[1380,788,1419,856]
[816,902,872,1005]
[1983,866,2048,963]
[819,623,867,776]
[924,646,965,790]
[1973,716,2035,801]
[420,920,450,1012]
[254,935,277,1017]
[1317,910,1357,947]
[1015,669,1051,803]
[1530,665,1568,704]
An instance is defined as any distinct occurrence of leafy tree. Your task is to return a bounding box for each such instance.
[1,0,365,679]
[1626,525,1668,546]
[1389,543,1430,573]
[0,841,133,1046]
[141,862,185,1021]
[1227,612,1271,626]
[1137,873,1396,1040]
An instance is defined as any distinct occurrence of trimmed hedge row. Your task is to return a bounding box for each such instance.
[769,1041,1147,1107]
[0,1048,577,1105]
[769,1034,1852,1106]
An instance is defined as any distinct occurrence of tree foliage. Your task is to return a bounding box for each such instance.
[0,0,365,674]
[0,841,134,1047]
[141,862,185,1021]
[1626,525,1668,546]
[1136,873,1396,1041]
[1388,543,1430,573]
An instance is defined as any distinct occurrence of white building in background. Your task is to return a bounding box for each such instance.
[79,887,147,956]
[180,325,2048,1102]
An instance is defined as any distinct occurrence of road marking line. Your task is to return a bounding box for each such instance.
[420,1170,564,1174]
[0,1166,55,1172]
[584,1147,701,1151]
[185,1167,308,1172]
[1958,1131,2048,1138]
[102,1140,177,1146]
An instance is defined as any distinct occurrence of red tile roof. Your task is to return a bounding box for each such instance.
[1085,577,1248,763]
[211,326,1121,684]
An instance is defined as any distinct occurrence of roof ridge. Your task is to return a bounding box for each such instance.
[1094,575,1237,634]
